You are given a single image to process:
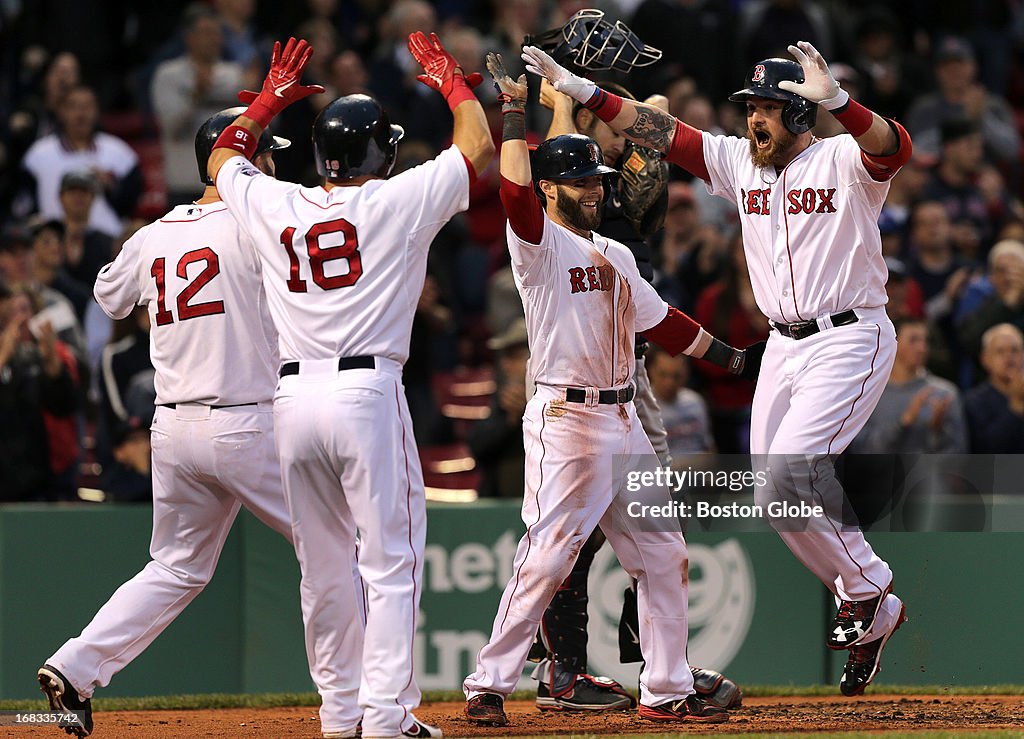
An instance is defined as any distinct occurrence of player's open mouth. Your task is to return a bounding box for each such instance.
[754,130,771,148]
[580,198,600,210]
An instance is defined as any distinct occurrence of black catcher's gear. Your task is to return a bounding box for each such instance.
[525,9,661,74]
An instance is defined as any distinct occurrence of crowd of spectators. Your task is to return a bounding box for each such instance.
[2,0,1024,502]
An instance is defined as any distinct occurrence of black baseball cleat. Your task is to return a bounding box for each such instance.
[37,664,93,737]
[638,694,728,723]
[839,604,907,696]
[690,667,743,709]
[827,584,892,649]
[537,672,636,711]
[464,693,507,726]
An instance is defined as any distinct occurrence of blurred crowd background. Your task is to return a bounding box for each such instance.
[2,0,1024,503]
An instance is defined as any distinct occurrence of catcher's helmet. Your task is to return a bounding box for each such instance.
[195,107,290,185]
[531,134,617,194]
[526,9,661,73]
[729,58,818,135]
[313,95,405,181]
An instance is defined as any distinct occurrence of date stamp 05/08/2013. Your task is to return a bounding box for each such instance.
[0,710,86,727]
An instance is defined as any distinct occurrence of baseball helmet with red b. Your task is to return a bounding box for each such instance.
[531,133,617,196]
[729,58,818,135]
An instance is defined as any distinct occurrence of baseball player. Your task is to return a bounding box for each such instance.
[462,53,764,728]
[522,39,912,695]
[35,110,330,738]
[528,79,742,713]
[205,35,493,739]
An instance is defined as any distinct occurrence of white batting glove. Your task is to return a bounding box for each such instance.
[521,45,596,104]
[777,41,849,111]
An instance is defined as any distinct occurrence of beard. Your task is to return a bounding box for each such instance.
[748,126,798,168]
[555,185,602,232]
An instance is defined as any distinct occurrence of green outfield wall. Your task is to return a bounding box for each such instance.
[1,502,1020,699]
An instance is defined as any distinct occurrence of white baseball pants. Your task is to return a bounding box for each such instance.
[273,357,425,738]
[750,307,897,602]
[47,403,293,695]
[465,384,694,707]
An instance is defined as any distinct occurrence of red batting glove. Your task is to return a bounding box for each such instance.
[245,37,325,127]
[407,31,479,111]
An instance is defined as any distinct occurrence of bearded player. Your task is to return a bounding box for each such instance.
[462,52,766,728]
[522,40,910,696]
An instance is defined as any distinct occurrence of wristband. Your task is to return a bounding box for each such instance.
[831,97,873,138]
[582,87,623,124]
[502,108,526,142]
[212,124,258,159]
[704,337,745,374]
[445,75,477,112]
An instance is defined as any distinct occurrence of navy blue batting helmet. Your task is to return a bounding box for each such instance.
[729,58,818,135]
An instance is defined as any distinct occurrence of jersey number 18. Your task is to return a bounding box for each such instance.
[279,218,363,293]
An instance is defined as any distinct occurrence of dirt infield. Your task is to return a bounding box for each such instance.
[7,694,1022,737]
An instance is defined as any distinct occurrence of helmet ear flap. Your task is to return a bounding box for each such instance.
[782,99,817,135]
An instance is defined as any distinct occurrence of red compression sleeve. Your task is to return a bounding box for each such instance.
[212,124,258,159]
[499,176,544,244]
[666,120,710,182]
[831,97,874,137]
[642,305,702,356]
[461,153,477,187]
[582,87,623,123]
[860,120,913,181]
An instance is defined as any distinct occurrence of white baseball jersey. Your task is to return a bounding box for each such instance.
[702,134,892,324]
[508,211,668,389]
[215,146,469,363]
[94,202,279,405]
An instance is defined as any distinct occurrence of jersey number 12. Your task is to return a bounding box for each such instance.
[150,247,225,326]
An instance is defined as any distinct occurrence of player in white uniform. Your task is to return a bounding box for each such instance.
[461,54,763,728]
[522,40,912,695]
[35,110,318,738]
[205,36,493,739]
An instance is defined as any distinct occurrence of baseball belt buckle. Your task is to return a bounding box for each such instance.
[790,320,818,340]
[617,385,634,404]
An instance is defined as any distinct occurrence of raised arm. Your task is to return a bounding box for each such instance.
[778,41,911,175]
[207,37,324,183]
[522,45,709,179]
[408,32,494,178]
[486,52,543,243]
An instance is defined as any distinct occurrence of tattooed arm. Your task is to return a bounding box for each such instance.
[521,45,710,179]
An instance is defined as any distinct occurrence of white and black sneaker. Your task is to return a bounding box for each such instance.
[403,716,442,737]
[537,669,635,712]
[828,584,892,649]
[38,664,92,737]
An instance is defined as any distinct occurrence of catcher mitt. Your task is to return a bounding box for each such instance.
[691,667,743,709]
[617,141,668,238]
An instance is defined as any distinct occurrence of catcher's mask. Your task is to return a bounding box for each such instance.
[729,58,818,135]
[525,9,662,73]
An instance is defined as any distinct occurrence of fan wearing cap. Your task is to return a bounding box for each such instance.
[38,109,308,737]
[462,52,766,728]
[523,40,912,696]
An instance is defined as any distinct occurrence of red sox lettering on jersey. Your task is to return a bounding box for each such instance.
[567,264,614,293]
[741,187,837,216]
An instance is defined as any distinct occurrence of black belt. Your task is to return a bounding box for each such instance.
[158,402,257,410]
[773,310,858,340]
[565,385,635,405]
[279,355,376,378]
